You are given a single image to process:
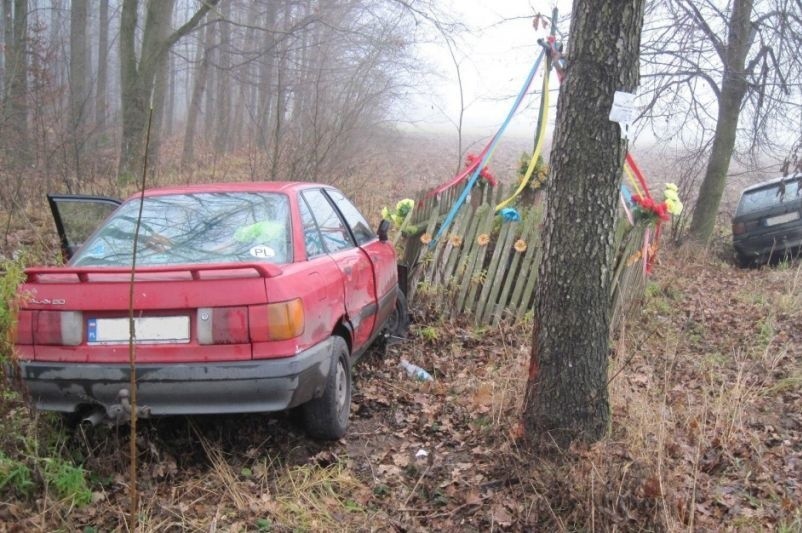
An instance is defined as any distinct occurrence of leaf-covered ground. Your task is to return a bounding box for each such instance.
[1,249,801,531]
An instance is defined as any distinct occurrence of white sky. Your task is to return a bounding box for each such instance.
[405,0,573,139]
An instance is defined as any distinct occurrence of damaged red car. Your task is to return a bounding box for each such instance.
[14,182,406,440]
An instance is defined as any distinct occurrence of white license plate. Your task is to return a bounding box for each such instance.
[87,316,190,344]
[766,212,799,226]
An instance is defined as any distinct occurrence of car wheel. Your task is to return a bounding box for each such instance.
[735,252,752,268]
[385,288,410,338]
[303,336,351,440]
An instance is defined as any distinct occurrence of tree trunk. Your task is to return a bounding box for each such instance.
[146,0,174,170]
[271,1,292,181]
[256,2,278,150]
[181,19,212,170]
[2,0,29,166]
[522,0,645,448]
[96,0,109,136]
[687,0,754,243]
[118,0,217,180]
[214,1,231,155]
[69,0,88,183]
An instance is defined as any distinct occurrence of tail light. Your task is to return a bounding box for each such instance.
[732,222,747,236]
[33,311,83,346]
[266,299,305,340]
[14,310,34,345]
[197,306,249,345]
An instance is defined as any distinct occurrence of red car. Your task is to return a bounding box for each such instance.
[14,182,406,439]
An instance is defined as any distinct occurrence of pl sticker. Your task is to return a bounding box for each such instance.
[250,245,276,258]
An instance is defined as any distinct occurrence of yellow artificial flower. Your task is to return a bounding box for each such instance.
[477,234,490,246]
[514,239,527,253]
[449,234,463,247]
[420,233,432,244]
[663,183,683,216]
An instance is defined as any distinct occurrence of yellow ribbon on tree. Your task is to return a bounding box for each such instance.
[496,67,551,212]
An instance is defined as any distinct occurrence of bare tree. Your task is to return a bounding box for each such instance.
[181,17,213,170]
[69,0,88,182]
[640,0,802,243]
[95,0,109,138]
[523,0,646,447]
[2,0,30,167]
[118,0,218,179]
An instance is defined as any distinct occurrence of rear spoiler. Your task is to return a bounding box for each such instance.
[25,262,283,283]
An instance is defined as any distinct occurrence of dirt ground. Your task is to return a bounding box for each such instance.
[1,248,801,531]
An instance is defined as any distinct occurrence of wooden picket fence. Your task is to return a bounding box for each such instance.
[396,182,649,328]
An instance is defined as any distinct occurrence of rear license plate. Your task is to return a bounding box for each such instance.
[766,212,799,226]
[87,316,190,344]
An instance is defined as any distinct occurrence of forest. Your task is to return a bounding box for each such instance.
[0,0,801,530]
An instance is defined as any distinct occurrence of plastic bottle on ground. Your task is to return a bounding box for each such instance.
[399,359,434,382]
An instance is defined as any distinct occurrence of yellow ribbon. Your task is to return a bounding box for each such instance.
[496,68,551,212]
[623,160,644,199]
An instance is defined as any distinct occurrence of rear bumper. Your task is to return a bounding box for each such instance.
[733,228,802,261]
[17,337,334,416]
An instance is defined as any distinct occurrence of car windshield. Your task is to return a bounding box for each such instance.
[72,192,291,266]
[737,177,802,216]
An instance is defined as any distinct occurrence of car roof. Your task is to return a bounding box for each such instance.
[742,173,801,193]
[126,181,331,201]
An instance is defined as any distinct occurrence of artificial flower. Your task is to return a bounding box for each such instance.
[663,183,683,216]
[631,194,670,222]
[396,198,414,218]
[514,239,527,253]
[420,233,432,244]
[465,153,498,186]
[477,233,490,246]
[449,234,463,247]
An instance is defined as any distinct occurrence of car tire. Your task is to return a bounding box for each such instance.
[386,288,410,338]
[303,336,351,440]
[735,252,752,268]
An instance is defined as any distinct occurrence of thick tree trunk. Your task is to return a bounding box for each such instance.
[688,0,754,243]
[522,0,645,448]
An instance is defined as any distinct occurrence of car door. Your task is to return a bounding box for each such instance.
[324,189,398,335]
[47,194,121,261]
[301,189,377,352]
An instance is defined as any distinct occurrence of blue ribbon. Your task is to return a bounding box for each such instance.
[430,49,546,247]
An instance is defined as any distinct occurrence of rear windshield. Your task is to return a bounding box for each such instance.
[72,192,291,267]
[737,178,802,216]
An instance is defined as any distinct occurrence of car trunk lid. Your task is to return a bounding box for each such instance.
[18,263,279,363]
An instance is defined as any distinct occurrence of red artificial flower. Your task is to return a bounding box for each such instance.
[465,153,498,186]
[631,194,670,221]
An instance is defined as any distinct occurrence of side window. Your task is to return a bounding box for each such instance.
[299,194,325,258]
[325,189,375,245]
[301,189,354,253]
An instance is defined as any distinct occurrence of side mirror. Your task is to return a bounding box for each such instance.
[377,219,391,242]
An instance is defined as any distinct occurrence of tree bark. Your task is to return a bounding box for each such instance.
[522,0,645,448]
[69,0,88,181]
[95,0,109,136]
[181,18,212,170]
[118,0,217,180]
[2,0,29,166]
[214,1,231,155]
[146,0,174,170]
[256,2,278,150]
[687,0,754,243]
